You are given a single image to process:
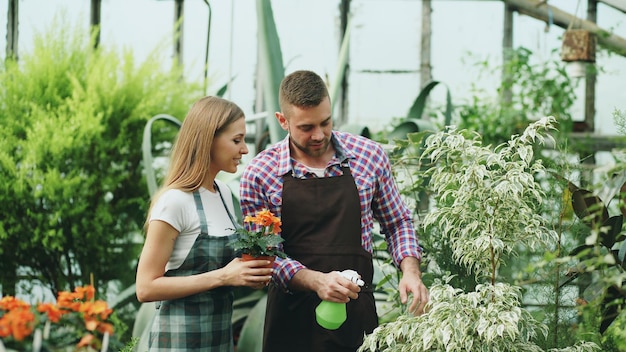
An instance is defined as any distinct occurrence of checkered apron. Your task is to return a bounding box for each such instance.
[149,189,238,351]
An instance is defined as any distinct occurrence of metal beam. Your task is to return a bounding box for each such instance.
[504,0,626,57]
[599,0,626,14]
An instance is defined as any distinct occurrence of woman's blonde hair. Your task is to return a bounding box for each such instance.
[145,96,244,227]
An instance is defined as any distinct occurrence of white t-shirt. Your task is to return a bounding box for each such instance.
[149,179,237,271]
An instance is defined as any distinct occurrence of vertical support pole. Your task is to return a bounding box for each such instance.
[6,0,19,60]
[415,0,433,213]
[502,3,514,105]
[420,0,433,100]
[585,0,597,133]
[337,0,351,127]
[90,0,102,49]
[174,0,184,67]
[202,0,212,95]
[578,1,598,327]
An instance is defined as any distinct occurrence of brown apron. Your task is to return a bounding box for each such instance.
[263,165,378,352]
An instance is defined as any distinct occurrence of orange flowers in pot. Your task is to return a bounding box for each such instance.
[228,209,287,260]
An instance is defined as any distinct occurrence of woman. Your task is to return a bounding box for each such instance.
[136,96,272,351]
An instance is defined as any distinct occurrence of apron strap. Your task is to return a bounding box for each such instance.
[192,191,209,235]
[193,184,239,235]
[214,182,240,230]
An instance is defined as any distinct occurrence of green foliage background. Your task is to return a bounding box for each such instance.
[0,19,203,298]
[455,47,576,147]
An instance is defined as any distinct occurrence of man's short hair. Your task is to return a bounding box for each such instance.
[279,70,329,115]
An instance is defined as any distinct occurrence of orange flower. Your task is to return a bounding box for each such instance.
[247,209,282,234]
[57,291,81,312]
[0,296,30,311]
[80,300,112,321]
[75,285,96,301]
[76,333,95,348]
[0,317,9,338]
[84,317,99,331]
[256,209,275,226]
[37,302,64,323]
[0,285,118,349]
[0,307,35,341]
[0,298,35,341]
[97,321,115,335]
[228,209,286,258]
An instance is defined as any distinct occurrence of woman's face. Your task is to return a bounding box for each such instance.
[210,117,249,174]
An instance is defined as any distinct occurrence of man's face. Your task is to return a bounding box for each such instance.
[277,96,333,159]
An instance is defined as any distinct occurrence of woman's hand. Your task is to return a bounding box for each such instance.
[220,257,273,289]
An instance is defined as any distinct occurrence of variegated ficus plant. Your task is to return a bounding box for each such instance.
[359,116,599,352]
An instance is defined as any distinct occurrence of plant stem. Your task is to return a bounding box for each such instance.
[554,209,564,347]
[490,235,496,288]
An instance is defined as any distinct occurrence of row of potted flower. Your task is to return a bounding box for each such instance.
[0,285,115,352]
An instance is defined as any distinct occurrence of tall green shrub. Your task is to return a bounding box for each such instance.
[0,19,203,298]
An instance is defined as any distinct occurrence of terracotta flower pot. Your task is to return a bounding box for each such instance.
[241,253,276,268]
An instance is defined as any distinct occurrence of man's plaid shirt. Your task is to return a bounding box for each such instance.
[239,130,422,289]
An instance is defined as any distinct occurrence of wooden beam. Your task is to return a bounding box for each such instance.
[568,132,626,151]
[504,0,626,57]
[599,0,626,14]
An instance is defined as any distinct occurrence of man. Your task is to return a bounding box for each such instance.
[239,70,428,352]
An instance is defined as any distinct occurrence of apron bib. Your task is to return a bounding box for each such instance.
[263,166,378,352]
[150,188,237,352]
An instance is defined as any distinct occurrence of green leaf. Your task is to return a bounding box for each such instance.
[600,285,624,334]
[571,189,610,229]
[256,0,286,145]
[600,215,623,249]
[132,302,157,352]
[236,294,268,352]
[407,80,440,120]
[569,244,593,257]
[336,123,371,138]
[618,240,626,266]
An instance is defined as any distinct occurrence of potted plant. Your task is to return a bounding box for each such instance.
[0,285,122,352]
[228,209,287,266]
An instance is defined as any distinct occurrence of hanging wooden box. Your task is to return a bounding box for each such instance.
[561,29,596,62]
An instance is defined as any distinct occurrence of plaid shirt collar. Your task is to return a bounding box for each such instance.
[274,130,354,177]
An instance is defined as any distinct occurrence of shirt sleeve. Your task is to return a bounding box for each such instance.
[239,156,306,290]
[150,189,189,233]
[370,145,422,266]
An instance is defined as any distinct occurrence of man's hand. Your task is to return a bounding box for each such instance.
[399,256,429,315]
[290,269,361,302]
